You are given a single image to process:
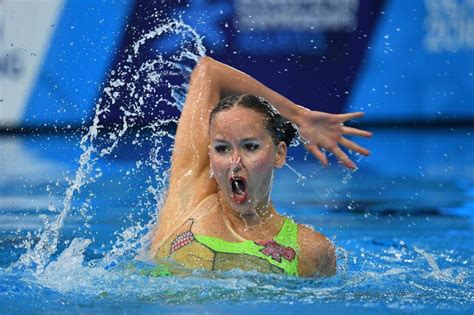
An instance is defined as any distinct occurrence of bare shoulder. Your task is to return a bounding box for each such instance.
[297,224,336,277]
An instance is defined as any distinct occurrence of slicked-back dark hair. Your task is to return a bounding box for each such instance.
[209,94,298,146]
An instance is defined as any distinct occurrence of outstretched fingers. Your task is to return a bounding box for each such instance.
[338,112,364,122]
[305,144,328,166]
[342,126,372,138]
[331,146,356,169]
[339,137,370,156]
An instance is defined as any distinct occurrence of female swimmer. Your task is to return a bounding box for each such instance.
[151,57,371,277]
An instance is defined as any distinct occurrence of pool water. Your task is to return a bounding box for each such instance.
[1,19,473,314]
[0,127,473,314]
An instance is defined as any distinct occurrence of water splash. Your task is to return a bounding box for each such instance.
[414,246,466,284]
[15,18,205,273]
[4,15,471,315]
[335,246,349,277]
[284,162,307,183]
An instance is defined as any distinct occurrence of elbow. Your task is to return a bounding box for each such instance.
[197,55,213,67]
[192,56,213,77]
[189,56,219,92]
[188,56,213,87]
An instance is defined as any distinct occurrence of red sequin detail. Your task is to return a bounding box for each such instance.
[255,240,296,262]
[170,231,195,253]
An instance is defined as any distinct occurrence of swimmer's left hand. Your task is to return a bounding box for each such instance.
[296,109,372,169]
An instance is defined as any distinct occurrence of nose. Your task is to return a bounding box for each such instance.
[229,154,240,165]
[229,154,242,174]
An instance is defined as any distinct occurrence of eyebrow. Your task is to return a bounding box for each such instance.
[212,138,260,144]
[212,139,229,144]
[241,138,260,143]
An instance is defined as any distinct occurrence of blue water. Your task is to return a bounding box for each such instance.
[1,19,473,314]
[1,127,473,314]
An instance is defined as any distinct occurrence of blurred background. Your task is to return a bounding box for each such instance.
[0,2,473,312]
[1,1,474,229]
[1,0,473,129]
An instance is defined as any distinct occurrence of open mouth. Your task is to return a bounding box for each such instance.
[230,176,248,204]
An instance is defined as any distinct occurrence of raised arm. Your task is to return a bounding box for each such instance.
[189,57,372,168]
[152,56,371,250]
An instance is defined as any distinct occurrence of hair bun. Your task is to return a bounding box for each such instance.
[282,121,299,146]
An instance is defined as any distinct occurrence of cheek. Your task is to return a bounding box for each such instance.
[247,152,275,174]
[210,154,226,177]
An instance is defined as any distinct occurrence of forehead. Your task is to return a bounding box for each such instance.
[210,106,269,139]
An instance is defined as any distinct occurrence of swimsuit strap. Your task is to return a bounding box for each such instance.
[194,218,299,276]
[274,218,299,251]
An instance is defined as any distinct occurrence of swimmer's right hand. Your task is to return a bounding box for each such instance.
[295,108,372,169]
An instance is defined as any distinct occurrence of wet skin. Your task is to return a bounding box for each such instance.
[154,105,337,276]
[152,57,343,276]
[209,106,287,224]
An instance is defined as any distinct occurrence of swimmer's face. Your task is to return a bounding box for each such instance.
[209,106,287,215]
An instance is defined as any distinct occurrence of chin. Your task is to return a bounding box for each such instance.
[235,196,263,214]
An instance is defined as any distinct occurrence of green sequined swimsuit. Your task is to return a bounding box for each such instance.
[156,218,300,276]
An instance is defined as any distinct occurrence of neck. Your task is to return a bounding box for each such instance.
[218,192,280,239]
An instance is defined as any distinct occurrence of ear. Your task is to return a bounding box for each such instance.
[274,141,287,168]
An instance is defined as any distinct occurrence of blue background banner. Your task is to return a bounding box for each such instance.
[2,0,473,128]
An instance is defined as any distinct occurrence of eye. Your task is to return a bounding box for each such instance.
[243,143,259,151]
[214,144,230,153]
